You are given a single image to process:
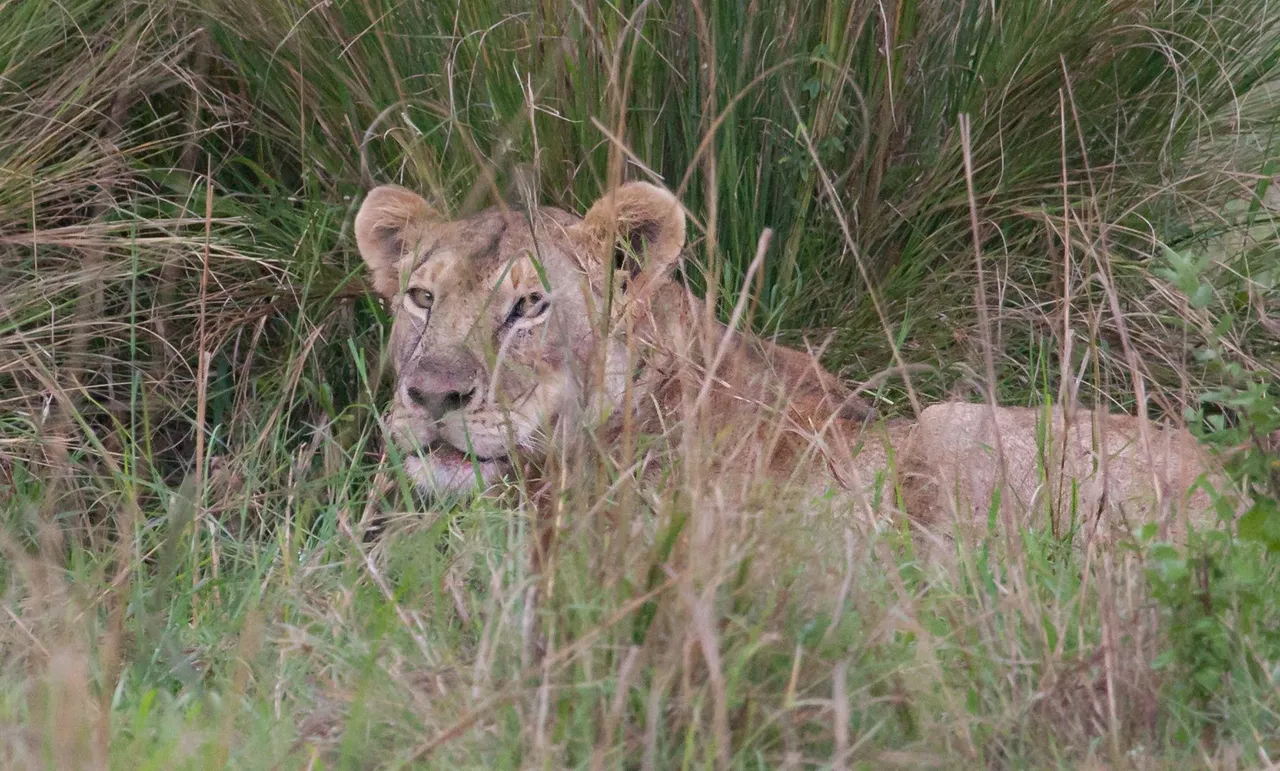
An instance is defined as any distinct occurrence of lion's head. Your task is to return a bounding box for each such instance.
[355,181,686,495]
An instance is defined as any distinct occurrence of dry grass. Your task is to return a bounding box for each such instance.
[0,0,1278,768]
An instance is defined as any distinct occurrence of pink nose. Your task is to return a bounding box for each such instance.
[398,347,482,419]
[401,374,477,418]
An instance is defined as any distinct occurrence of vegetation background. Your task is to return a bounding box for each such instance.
[0,0,1278,767]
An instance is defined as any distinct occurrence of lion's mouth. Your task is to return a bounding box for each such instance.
[399,438,512,495]
[387,405,518,494]
[423,440,504,466]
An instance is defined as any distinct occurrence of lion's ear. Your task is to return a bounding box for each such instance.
[576,182,686,294]
[354,185,439,297]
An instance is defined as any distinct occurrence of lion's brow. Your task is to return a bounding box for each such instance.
[411,242,439,271]
[469,220,508,266]
[408,217,507,273]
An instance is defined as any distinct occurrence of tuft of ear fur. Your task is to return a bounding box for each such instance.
[575,182,686,295]
[354,185,439,297]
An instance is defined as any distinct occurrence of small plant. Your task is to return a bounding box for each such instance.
[1144,241,1280,745]
[1198,377,1280,546]
[1157,238,1280,549]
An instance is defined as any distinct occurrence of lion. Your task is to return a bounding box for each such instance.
[353,180,1229,546]
[354,181,877,495]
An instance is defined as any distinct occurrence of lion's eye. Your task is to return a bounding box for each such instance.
[507,292,548,325]
[405,288,434,311]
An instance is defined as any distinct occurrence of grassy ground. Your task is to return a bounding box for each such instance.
[1,0,1279,767]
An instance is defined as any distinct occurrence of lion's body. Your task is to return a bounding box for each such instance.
[354,181,1229,545]
[604,276,879,485]
[901,403,1223,543]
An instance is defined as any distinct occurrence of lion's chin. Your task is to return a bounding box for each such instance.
[401,442,511,497]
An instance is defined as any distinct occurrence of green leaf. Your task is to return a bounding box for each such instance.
[1193,667,1223,693]
[1161,244,1191,272]
[1211,312,1234,337]
[1042,612,1058,650]
[1190,283,1215,309]
[1237,498,1280,552]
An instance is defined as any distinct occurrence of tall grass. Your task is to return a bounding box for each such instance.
[175,0,1280,412]
[0,0,1278,767]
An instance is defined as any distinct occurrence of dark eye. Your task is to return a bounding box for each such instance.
[405,288,433,311]
[507,292,548,325]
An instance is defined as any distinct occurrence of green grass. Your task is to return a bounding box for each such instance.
[1,0,1279,767]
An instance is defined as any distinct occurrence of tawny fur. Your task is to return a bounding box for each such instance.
[354,181,1231,544]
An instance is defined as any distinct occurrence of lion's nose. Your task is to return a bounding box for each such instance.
[398,347,483,419]
[404,382,476,418]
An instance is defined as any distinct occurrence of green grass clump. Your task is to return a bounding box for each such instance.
[1,0,1278,767]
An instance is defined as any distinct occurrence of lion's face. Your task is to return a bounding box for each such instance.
[354,182,686,495]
